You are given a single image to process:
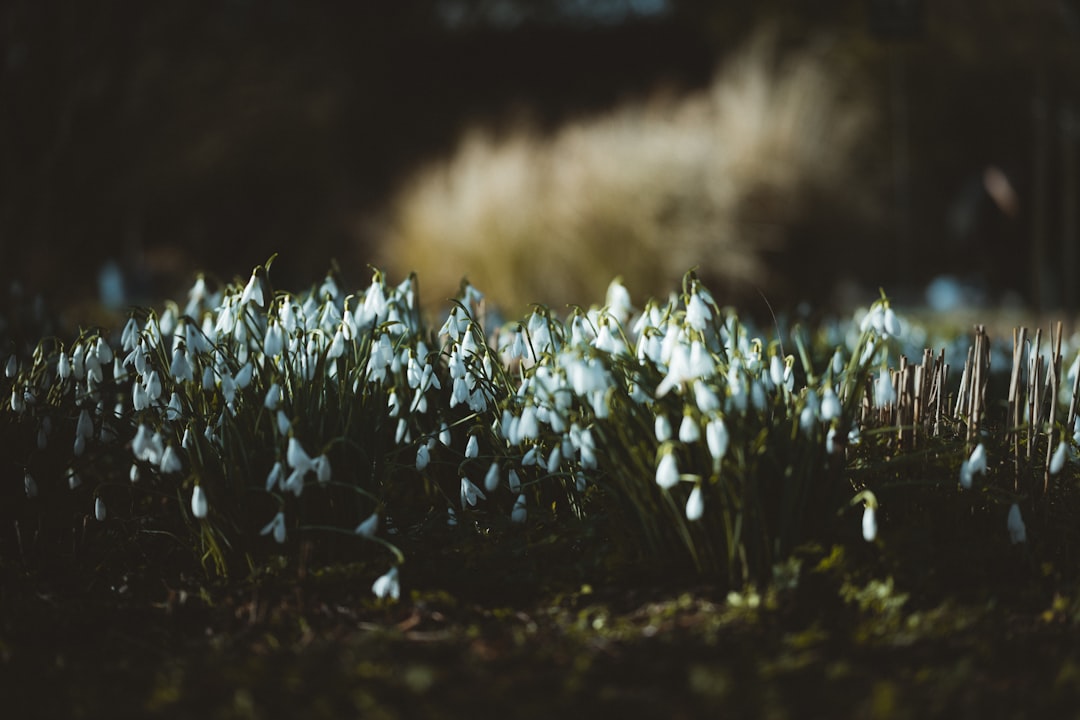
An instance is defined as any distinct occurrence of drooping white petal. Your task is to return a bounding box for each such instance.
[191,485,208,519]
[371,567,400,600]
[656,452,680,489]
[685,485,704,521]
[1007,503,1026,544]
[862,505,877,542]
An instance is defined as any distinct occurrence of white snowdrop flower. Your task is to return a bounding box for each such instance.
[355,512,379,538]
[516,405,539,443]
[24,471,37,498]
[546,446,561,474]
[447,508,458,527]
[831,349,845,376]
[57,353,71,380]
[71,344,86,380]
[95,497,107,522]
[464,434,479,459]
[678,413,700,443]
[283,467,306,497]
[4,355,17,378]
[820,386,841,422]
[260,511,287,544]
[265,461,284,492]
[416,442,431,471]
[882,307,901,338]
[685,293,711,331]
[73,434,86,457]
[68,472,82,490]
[144,370,163,402]
[460,477,486,507]
[235,362,253,390]
[113,357,127,383]
[1050,440,1068,476]
[264,321,285,358]
[960,443,987,490]
[371,567,400,601]
[826,426,840,455]
[862,505,877,542]
[10,386,25,414]
[656,450,680,490]
[685,484,704,521]
[484,461,500,492]
[129,463,140,483]
[655,414,672,443]
[511,494,527,523]
[508,468,521,492]
[327,328,346,360]
[202,365,216,392]
[276,410,291,436]
[287,437,313,472]
[387,390,400,418]
[606,279,633,322]
[240,269,265,307]
[579,429,598,470]
[874,368,895,408]
[522,445,539,466]
[160,445,183,474]
[76,408,94,441]
[439,422,452,447]
[182,427,195,451]
[131,381,149,412]
[694,381,721,414]
[1007,503,1027,544]
[264,383,282,410]
[165,392,183,421]
[705,416,729,468]
[311,455,331,484]
[170,347,193,383]
[191,485,208,519]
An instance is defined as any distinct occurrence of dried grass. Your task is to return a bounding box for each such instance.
[380,29,880,314]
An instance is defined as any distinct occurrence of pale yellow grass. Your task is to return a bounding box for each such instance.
[380,30,879,315]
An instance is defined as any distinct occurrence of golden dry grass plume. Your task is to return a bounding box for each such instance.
[378,29,882,315]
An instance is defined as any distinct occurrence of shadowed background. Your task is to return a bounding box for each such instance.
[2,0,1078,322]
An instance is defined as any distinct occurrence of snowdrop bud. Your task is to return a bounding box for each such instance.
[464,434,479,459]
[655,414,672,443]
[68,472,81,490]
[685,293,711,331]
[656,451,680,489]
[705,417,729,467]
[95,497,106,521]
[24,471,37,498]
[484,462,500,492]
[73,435,86,457]
[508,468,521,492]
[241,269,265,307]
[546,446,561,474]
[235,363,253,390]
[355,512,379,538]
[826,426,839,455]
[395,418,408,445]
[264,383,281,410]
[769,355,785,388]
[260,511,287,544]
[685,485,704,521]
[1007,503,1026,544]
[191,485,208,519]
[371,567,400,601]
[202,365,215,391]
[678,413,700,443]
[130,463,140,483]
[882,307,901,338]
[511,494,527,523]
[58,353,71,380]
[862,505,877,542]
[439,422,452,447]
[5,355,17,378]
[960,443,987,489]
[1051,440,1068,476]
[416,442,430,471]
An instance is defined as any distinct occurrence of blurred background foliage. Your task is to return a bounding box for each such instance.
[2,0,1079,320]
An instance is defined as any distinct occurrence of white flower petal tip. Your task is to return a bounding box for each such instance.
[372,567,401,601]
[1007,504,1027,545]
[1050,441,1068,476]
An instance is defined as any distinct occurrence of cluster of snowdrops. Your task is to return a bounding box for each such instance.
[2,260,1070,600]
